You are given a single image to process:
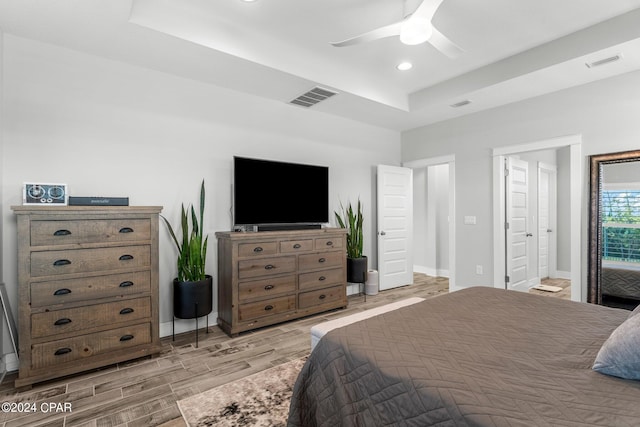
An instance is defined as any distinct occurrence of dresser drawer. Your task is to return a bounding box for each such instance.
[31,323,151,370]
[238,242,277,257]
[299,267,344,291]
[298,251,343,271]
[30,271,151,307]
[238,256,296,279]
[31,297,151,339]
[31,245,151,277]
[315,237,343,250]
[238,295,296,321]
[298,285,345,309]
[239,275,296,301]
[280,239,313,253]
[31,219,151,246]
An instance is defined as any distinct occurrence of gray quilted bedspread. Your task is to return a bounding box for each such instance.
[287,287,640,426]
[602,267,640,300]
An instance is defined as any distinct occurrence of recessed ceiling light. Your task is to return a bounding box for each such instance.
[241,0,258,2]
[396,62,413,71]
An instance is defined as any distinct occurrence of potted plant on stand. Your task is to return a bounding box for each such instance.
[162,179,212,347]
[335,199,368,287]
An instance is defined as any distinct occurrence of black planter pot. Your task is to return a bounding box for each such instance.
[173,275,213,319]
[347,256,368,283]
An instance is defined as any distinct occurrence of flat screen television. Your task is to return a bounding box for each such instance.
[233,156,329,230]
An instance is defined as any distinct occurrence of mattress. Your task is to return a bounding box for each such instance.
[287,287,640,426]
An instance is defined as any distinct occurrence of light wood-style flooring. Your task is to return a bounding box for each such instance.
[0,274,571,427]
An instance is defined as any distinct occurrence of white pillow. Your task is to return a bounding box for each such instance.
[593,314,640,380]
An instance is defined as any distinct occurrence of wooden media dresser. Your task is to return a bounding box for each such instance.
[216,228,347,336]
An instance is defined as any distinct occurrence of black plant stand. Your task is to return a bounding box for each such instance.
[347,257,368,302]
[172,275,213,348]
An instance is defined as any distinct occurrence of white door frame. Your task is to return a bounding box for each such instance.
[403,155,457,291]
[492,135,582,302]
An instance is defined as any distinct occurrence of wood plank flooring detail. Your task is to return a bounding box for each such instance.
[0,274,573,427]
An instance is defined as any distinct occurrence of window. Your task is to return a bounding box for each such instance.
[602,190,640,263]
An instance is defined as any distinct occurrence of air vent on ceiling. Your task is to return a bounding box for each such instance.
[289,87,338,108]
[586,54,622,69]
[450,99,472,108]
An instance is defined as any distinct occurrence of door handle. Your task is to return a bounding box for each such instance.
[380,231,386,236]
[526,233,533,237]
[547,229,552,233]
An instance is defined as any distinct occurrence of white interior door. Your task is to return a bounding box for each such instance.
[506,157,530,291]
[538,162,557,279]
[377,165,413,291]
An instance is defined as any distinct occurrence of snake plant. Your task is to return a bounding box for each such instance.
[162,180,208,282]
[334,199,364,259]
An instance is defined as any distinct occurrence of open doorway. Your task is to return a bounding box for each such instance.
[493,135,582,302]
[404,155,456,292]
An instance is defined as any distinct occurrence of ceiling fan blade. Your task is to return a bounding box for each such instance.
[330,22,402,47]
[429,25,463,58]
[411,0,446,22]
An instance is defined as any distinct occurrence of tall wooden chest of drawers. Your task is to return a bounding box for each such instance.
[216,228,348,336]
[12,206,163,388]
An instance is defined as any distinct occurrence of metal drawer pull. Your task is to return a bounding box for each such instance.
[264,305,274,311]
[54,348,72,356]
[119,308,134,315]
[326,241,333,246]
[53,288,72,296]
[293,244,301,249]
[119,227,134,233]
[319,294,326,300]
[119,255,134,261]
[120,334,135,342]
[264,285,274,290]
[53,259,71,266]
[318,258,326,263]
[54,318,72,326]
[253,247,263,252]
[53,229,72,236]
[318,276,326,281]
[119,281,134,288]
[264,264,275,270]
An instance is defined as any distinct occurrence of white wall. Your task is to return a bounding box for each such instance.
[402,69,640,295]
[1,34,400,355]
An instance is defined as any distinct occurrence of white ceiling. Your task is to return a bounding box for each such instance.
[1,0,640,131]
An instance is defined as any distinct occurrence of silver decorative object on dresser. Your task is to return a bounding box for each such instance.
[12,205,162,389]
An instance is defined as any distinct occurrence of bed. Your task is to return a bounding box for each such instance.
[287,287,640,426]
[602,263,640,301]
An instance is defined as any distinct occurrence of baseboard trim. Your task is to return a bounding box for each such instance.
[414,265,450,278]
[554,270,571,280]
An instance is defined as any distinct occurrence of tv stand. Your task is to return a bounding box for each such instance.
[216,228,347,336]
[257,223,321,232]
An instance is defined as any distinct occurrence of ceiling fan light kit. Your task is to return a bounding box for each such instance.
[400,18,433,45]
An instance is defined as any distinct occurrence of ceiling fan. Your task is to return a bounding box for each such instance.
[330,0,463,59]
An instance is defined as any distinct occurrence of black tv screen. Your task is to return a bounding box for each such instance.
[233,157,329,226]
